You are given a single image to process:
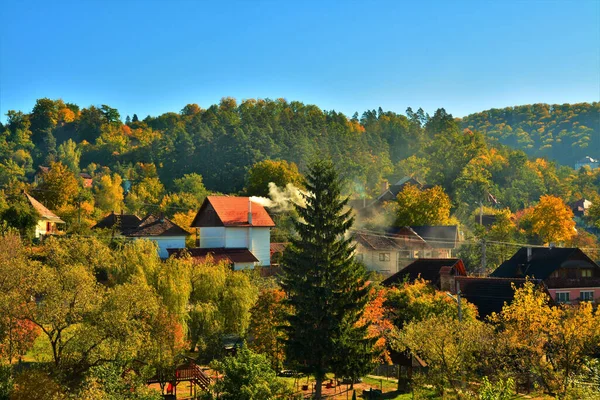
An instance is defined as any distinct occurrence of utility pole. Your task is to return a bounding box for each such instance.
[481,238,486,277]
[447,282,464,388]
[479,201,483,226]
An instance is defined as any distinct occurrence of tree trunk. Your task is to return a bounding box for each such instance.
[315,376,323,399]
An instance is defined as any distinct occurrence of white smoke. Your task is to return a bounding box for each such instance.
[250,182,307,212]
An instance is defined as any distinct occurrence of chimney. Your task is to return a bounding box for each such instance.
[439,266,455,293]
[381,180,389,193]
[527,247,532,262]
[248,199,253,225]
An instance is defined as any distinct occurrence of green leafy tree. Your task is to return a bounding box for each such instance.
[36,161,80,210]
[57,138,81,173]
[393,184,453,226]
[94,172,124,213]
[173,173,209,203]
[246,159,303,197]
[211,345,290,400]
[281,160,373,399]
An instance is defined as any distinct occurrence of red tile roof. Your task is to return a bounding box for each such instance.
[168,248,259,264]
[192,196,275,227]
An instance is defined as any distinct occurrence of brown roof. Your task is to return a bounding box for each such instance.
[127,214,190,237]
[191,196,275,227]
[92,212,142,233]
[168,248,259,264]
[456,277,548,319]
[24,193,64,223]
[353,228,428,251]
[270,242,289,255]
[382,258,466,288]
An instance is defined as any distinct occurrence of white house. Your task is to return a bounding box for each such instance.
[189,196,275,270]
[92,212,189,259]
[126,214,190,259]
[24,193,65,238]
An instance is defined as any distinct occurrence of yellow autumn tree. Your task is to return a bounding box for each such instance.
[490,281,600,396]
[394,184,453,226]
[529,195,576,244]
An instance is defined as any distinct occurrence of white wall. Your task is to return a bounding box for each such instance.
[233,262,255,271]
[225,228,249,248]
[250,228,271,267]
[35,220,47,238]
[145,236,187,259]
[199,227,225,248]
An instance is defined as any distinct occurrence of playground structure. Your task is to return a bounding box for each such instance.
[146,356,211,398]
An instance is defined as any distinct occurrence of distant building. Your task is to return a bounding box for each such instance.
[389,225,461,259]
[353,228,429,274]
[35,165,93,188]
[24,193,65,238]
[575,156,599,170]
[381,258,467,290]
[348,176,422,213]
[92,212,189,259]
[570,199,593,218]
[490,247,600,305]
[189,196,275,269]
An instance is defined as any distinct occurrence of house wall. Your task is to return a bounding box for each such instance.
[35,219,60,238]
[548,287,600,304]
[355,246,453,275]
[225,228,249,248]
[144,236,187,259]
[199,227,226,248]
[250,228,271,267]
[233,262,256,271]
[199,226,271,267]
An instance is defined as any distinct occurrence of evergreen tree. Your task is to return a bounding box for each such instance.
[132,114,139,122]
[281,159,373,399]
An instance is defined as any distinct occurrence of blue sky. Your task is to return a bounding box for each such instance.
[1,0,599,122]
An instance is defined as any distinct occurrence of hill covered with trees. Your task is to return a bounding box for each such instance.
[461,103,600,167]
[1,98,599,237]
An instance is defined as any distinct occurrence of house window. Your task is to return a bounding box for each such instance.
[581,269,592,278]
[379,253,390,262]
[555,292,570,303]
[397,250,411,259]
[580,291,594,302]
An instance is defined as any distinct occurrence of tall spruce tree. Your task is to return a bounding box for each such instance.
[281,160,374,399]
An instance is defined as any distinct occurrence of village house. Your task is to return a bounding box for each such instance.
[349,176,422,213]
[381,258,467,289]
[353,228,429,274]
[381,257,551,320]
[92,211,189,259]
[24,193,65,238]
[490,247,600,305]
[388,225,460,258]
[570,198,593,218]
[187,196,275,270]
[35,165,93,188]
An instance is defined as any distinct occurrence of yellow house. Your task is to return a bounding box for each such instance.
[24,193,65,238]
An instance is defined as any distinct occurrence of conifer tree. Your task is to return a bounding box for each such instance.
[281,160,373,399]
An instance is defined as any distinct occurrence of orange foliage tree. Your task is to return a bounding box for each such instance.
[248,289,289,371]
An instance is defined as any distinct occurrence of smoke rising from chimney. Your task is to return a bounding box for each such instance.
[250,182,307,212]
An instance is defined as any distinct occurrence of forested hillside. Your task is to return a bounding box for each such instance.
[461,103,600,166]
[1,98,599,232]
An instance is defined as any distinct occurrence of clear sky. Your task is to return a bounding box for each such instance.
[1,0,599,122]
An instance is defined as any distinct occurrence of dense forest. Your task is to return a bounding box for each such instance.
[461,103,600,167]
[0,98,599,233]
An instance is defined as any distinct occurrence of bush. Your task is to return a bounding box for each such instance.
[478,376,515,400]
